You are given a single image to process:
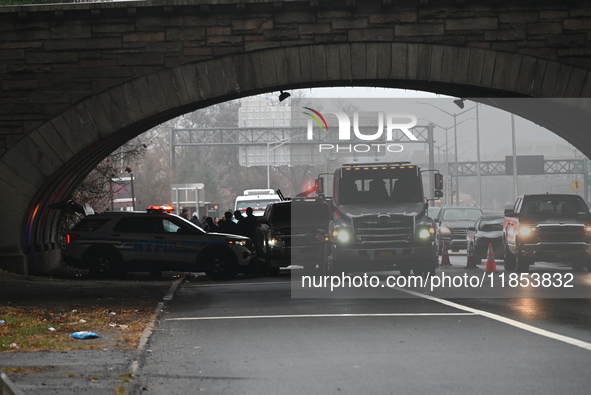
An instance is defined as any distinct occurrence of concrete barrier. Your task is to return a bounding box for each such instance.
[0,372,25,395]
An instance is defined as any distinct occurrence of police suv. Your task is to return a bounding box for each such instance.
[62,206,256,279]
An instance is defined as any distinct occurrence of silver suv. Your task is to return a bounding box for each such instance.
[63,207,256,279]
[435,206,484,254]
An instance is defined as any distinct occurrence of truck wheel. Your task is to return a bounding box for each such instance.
[204,249,239,280]
[262,243,278,275]
[516,254,530,273]
[399,267,411,276]
[254,254,267,275]
[504,245,516,271]
[571,260,585,272]
[428,257,439,276]
[413,261,437,277]
[89,250,124,278]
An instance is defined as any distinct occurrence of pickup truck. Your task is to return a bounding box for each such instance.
[503,194,591,272]
[255,198,331,274]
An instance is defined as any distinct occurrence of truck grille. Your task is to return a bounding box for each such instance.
[451,228,467,238]
[353,215,413,245]
[536,225,586,242]
[292,233,321,243]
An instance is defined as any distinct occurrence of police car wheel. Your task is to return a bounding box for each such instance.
[89,250,124,278]
[204,249,239,280]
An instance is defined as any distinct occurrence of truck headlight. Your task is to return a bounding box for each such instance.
[332,228,351,243]
[418,227,435,239]
[268,238,285,246]
[518,226,535,237]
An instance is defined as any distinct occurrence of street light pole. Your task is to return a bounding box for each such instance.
[417,102,476,206]
[445,127,451,206]
[475,104,482,207]
[428,123,435,200]
[418,116,475,206]
[266,134,306,190]
[266,141,270,189]
[511,113,518,201]
[453,113,460,205]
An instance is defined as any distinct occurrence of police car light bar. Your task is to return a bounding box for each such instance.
[147,205,174,213]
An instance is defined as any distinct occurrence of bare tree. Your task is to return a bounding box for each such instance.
[74,138,148,212]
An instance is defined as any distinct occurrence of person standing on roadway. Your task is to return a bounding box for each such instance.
[218,211,239,234]
[238,207,258,240]
[204,217,220,233]
[190,213,201,226]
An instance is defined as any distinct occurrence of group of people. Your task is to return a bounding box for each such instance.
[188,207,259,240]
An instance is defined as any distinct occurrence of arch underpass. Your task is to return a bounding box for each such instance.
[2,1,591,273]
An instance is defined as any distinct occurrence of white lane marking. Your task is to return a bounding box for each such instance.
[396,287,591,352]
[166,312,476,321]
[183,279,591,351]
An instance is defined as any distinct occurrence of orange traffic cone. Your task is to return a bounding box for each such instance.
[485,243,497,272]
[466,241,479,269]
[440,241,451,266]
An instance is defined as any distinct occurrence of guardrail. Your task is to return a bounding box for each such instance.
[0,372,25,395]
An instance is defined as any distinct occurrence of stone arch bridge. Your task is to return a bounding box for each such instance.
[2,0,591,273]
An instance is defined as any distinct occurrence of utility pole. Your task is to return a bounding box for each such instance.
[428,123,435,200]
[511,114,518,201]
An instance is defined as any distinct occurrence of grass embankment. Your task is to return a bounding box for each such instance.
[0,306,151,352]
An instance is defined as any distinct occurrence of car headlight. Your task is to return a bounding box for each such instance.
[331,228,351,243]
[518,226,535,237]
[227,239,248,246]
[438,226,452,237]
[268,238,284,246]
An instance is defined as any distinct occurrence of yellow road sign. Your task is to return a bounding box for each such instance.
[571,179,583,192]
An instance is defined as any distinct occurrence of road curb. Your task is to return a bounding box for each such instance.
[0,372,25,395]
[129,273,189,377]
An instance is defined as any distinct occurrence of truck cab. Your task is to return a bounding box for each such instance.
[255,198,331,274]
[503,194,591,272]
[320,162,442,276]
